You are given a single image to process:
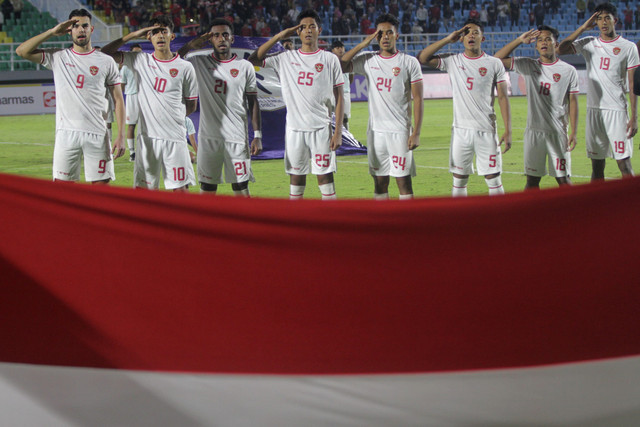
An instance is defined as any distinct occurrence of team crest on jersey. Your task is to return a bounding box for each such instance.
[392,67,401,76]
[230,68,239,77]
[315,63,324,72]
[89,66,98,76]
[553,73,561,82]
[479,67,487,76]
[169,68,179,77]
[613,47,621,55]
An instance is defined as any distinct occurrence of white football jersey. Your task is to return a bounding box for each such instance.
[511,57,579,134]
[188,53,257,142]
[437,52,506,132]
[342,72,352,94]
[41,48,121,135]
[573,36,640,111]
[120,65,138,95]
[120,52,199,142]
[352,50,422,133]
[263,49,343,130]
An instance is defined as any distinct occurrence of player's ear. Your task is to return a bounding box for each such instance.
[482,35,486,42]
[170,32,176,41]
[91,25,95,34]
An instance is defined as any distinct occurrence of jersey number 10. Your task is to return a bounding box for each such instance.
[154,77,167,93]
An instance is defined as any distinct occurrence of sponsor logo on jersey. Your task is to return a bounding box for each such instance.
[169,68,179,77]
[230,68,239,77]
[613,47,621,55]
[90,66,99,76]
[553,73,561,82]
[479,67,487,76]
[315,63,324,72]
[392,67,401,76]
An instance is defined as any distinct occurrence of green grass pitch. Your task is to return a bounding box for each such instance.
[1,95,638,198]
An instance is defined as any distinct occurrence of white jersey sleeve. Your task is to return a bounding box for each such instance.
[120,65,138,95]
[185,116,196,136]
[190,54,256,142]
[42,48,121,135]
[263,49,344,130]
[574,36,639,111]
[437,52,504,132]
[122,51,199,142]
[512,57,579,134]
[353,51,422,133]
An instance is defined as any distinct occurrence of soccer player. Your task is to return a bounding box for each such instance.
[15,9,125,184]
[120,43,143,162]
[340,14,424,200]
[418,19,512,197]
[330,40,354,130]
[495,27,579,189]
[281,38,295,51]
[248,10,344,200]
[178,18,262,197]
[101,15,199,192]
[558,3,639,180]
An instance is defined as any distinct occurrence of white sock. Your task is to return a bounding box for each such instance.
[233,188,250,197]
[452,177,468,197]
[319,183,337,200]
[485,176,505,195]
[290,185,305,200]
[127,138,135,152]
[107,127,112,141]
[374,193,389,200]
[398,194,414,200]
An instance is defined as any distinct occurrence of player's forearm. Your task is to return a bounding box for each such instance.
[558,29,584,55]
[334,87,344,133]
[101,38,127,57]
[494,39,522,59]
[341,39,370,71]
[569,94,579,136]
[177,43,192,58]
[249,97,262,132]
[498,92,511,134]
[249,34,284,65]
[412,83,424,134]
[629,70,638,119]
[417,38,449,64]
[16,29,54,59]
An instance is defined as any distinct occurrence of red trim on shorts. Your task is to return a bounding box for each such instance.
[212,54,237,63]
[298,48,321,55]
[462,52,485,60]
[379,51,399,60]
[152,53,179,62]
[71,48,96,56]
[599,35,621,43]
[538,58,560,66]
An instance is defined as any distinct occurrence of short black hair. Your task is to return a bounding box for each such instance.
[330,40,344,49]
[463,18,484,33]
[537,25,559,41]
[210,17,233,33]
[149,15,174,32]
[297,9,322,27]
[69,9,92,21]
[594,2,617,17]
[375,13,399,30]
[130,43,142,50]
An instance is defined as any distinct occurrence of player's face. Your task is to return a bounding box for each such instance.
[210,24,234,56]
[461,24,484,52]
[535,31,557,59]
[297,17,320,46]
[132,47,142,53]
[282,40,294,50]
[331,46,345,58]
[376,22,399,54]
[70,16,93,47]
[596,12,616,37]
[148,27,175,52]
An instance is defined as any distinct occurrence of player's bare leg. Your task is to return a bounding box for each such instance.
[484,172,505,195]
[127,124,136,161]
[289,174,306,200]
[373,176,390,200]
[591,159,606,181]
[452,173,469,197]
[555,176,571,186]
[616,157,634,177]
[317,173,337,200]
[173,185,189,193]
[395,176,414,200]
[525,175,542,190]
[200,182,218,194]
[91,179,111,185]
[232,181,250,197]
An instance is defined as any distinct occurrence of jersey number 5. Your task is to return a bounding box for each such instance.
[466,77,474,90]
[297,72,314,86]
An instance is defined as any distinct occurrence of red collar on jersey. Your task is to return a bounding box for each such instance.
[378,51,399,59]
[212,54,237,63]
[152,53,178,62]
[599,35,621,43]
[538,58,560,66]
[298,48,321,55]
[70,48,96,56]
[462,52,485,60]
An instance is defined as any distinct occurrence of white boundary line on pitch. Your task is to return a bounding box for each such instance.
[0,141,53,147]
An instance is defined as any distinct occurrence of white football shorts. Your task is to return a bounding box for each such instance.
[197,137,254,184]
[53,129,114,182]
[125,93,139,126]
[449,126,502,176]
[367,129,416,177]
[524,128,571,178]
[134,135,196,190]
[285,126,336,175]
[586,108,633,160]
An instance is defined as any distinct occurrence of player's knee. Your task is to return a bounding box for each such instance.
[231,181,249,191]
[201,182,218,192]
